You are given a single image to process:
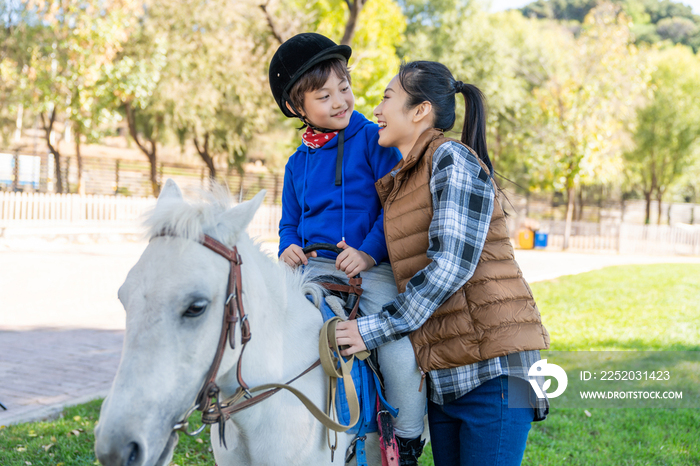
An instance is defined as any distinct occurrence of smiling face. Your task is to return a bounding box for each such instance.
[299,71,354,131]
[374,74,432,157]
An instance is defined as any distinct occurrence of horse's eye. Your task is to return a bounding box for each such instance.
[184,299,208,318]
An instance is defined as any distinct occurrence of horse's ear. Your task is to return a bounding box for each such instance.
[220,189,266,236]
[156,179,183,207]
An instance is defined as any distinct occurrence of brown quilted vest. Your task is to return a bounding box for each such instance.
[375,129,549,372]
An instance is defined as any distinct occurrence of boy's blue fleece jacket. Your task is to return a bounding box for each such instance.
[278,111,402,263]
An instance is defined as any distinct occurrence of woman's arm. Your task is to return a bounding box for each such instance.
[340,142,495,353]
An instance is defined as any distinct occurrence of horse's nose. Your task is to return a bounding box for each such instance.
[95,439,144,466]
[125,442,141,466]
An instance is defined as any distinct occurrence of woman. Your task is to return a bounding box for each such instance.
[335,61,550,466]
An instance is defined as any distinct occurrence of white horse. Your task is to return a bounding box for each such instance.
[94,180,381,466]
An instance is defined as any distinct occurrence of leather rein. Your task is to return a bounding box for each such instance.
[169,234,363,446]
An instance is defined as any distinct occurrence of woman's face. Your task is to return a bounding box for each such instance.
[374,75,420,157]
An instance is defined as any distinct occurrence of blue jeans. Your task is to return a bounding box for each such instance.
[427,376,535,466]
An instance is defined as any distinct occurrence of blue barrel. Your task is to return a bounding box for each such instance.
[534,232,548,248]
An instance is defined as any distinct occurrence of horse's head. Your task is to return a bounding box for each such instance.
[94,180,265,466]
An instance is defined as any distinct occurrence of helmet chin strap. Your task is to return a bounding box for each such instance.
[299,117,338,134]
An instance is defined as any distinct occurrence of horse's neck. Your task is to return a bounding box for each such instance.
[219,236,323,394]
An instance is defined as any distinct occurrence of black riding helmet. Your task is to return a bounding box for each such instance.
[269,33,352,120]
[270,33,350,186]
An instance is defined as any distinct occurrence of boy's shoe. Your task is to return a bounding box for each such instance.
[396,436,425,466]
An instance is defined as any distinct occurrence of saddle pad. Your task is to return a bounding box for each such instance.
[310,296,398,436]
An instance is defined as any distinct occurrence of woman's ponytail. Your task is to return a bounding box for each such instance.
[398,62,494,174]
[458,83,493,174]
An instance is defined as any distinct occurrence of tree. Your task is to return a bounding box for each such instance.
[150,0,275,184]
[521,0,700,51]
[0,1,24,145]
[624,45,700,224]
[15,0,137,193]
[102,3,168,196]
[530,4,647,247]
[398,0,560,202]
[656,16,698,42]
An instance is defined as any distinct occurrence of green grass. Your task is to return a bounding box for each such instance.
[0,399,213,465]
[2,264,699,465]
[533,264,700,351]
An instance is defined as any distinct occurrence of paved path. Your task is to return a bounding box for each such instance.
[1,238,699,426]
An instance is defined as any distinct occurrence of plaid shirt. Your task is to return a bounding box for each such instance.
[358,141,548,418]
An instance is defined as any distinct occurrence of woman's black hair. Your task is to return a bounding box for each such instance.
[398,61,493,173]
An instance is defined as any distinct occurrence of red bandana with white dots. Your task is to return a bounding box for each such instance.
[301,127,338,149]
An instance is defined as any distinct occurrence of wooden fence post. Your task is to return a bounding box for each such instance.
[115,159,120,195]
[12,151,19,191]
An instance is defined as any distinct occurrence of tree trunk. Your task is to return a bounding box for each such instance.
[259,1,284,44]
[341,0,366,45]
[75,125,85,195]
[525,191,530,218]
[193,132,216,181]
[620,193,625,223]
[40,109,63,193]
[656,189,664,225]
[124,102,160,196]
[149,152,159,197]
[563,185,575,250]
[644,190,652,225]
[577,186,584,221]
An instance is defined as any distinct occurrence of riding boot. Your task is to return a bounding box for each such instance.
[396,436,425,466]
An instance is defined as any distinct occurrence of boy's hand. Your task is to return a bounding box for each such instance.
[280,244,317,268]
[336,241,374,278]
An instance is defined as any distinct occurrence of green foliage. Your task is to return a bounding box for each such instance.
[521,0,700,51]
[522,0,600,22]
[529,4,647,206]
[17,0,139,135]
[624,45,700,220]
[398,0,551,192]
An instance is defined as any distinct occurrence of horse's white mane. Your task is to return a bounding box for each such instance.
[142,184,325,307]
[143,184,235,244]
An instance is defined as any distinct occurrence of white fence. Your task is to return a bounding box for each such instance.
[535,220,700,256]
[0,191,282,240]
[0,191,154,224]
[3,192,700,255]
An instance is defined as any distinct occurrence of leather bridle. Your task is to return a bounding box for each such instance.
[169,234,363,448]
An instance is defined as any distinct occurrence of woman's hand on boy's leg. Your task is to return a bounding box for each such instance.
[336,241,374,278]
[335,320,368,356]
[280,244,316,267]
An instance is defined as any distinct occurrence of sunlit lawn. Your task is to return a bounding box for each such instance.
[1,264,698,465]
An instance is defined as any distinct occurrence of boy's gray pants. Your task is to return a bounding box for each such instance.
[306,257,426,438]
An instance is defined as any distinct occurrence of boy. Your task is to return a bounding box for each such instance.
[269,33,426,465]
